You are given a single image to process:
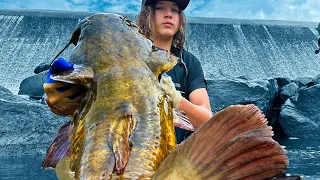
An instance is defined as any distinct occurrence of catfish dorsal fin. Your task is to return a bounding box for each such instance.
[173,108,194,131]
[152,104,289,180]
[145,48,177,78]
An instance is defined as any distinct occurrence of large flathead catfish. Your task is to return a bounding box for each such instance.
[42,14,289,180]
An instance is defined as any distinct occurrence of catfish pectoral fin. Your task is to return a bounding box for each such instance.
[173,108,194,131]
[42,121,73,169]
[152,104,289,180]
[113,142,131,174]
[110,103,137,174]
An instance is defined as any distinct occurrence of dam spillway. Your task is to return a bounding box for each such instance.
[0,9,319,94]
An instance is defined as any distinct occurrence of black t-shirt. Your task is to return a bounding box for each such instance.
[167,47,207,144]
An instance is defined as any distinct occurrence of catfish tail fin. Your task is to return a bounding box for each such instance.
[152,104,288,180]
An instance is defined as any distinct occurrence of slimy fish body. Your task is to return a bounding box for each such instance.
[42,14,289,180]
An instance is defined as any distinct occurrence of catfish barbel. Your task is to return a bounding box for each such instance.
[42,13,289,180]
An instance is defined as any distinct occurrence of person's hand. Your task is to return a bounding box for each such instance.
[160,73,182,108]
[43,58,86,116]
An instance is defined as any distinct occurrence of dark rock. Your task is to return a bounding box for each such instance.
[279,84,320,138]
[207,78,285,137]
[206,78,287,137]
[275,77,291,88]
[34,63,50,74]
[279,82,298,103]
[293,76,314,88]
[0,90,68,156]
[18,71,47,100]
[207,77,277,119]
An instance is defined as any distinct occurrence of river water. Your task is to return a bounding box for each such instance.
[0,138,319,180]
[276,138,320,180]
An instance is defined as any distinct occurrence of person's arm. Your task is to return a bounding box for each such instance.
[160,74,212,128]
[177,88,212,128]
[161,51,212,128]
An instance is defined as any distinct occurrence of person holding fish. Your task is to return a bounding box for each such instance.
[44,0,212,144]
[42,2,290,179]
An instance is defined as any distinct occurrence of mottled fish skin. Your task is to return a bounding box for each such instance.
[60,14,178,179]
[45,13,290,180]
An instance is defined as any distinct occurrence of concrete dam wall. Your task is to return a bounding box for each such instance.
[0,9,319,94]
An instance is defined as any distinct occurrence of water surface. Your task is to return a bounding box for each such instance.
[0,154,57,180]
[276,138,320,180]
[0,138,319,180]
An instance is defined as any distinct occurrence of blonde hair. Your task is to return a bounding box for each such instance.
[136,5,186,49]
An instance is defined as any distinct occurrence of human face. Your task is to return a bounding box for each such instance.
[153,1,180,40]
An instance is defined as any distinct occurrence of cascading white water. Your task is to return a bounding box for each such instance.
[185,19,319,80]
[0,9,319,94]
[0,10,87,94]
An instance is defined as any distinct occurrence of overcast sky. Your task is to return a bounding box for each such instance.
[0,0,319,22]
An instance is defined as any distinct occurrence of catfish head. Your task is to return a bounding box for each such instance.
[66,13,176,81]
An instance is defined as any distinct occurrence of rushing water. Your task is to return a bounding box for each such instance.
[0,138,319,180]
[0,154,57,180]
[276,138,320,180]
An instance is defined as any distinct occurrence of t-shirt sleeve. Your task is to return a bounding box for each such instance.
[186,52,207,94]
